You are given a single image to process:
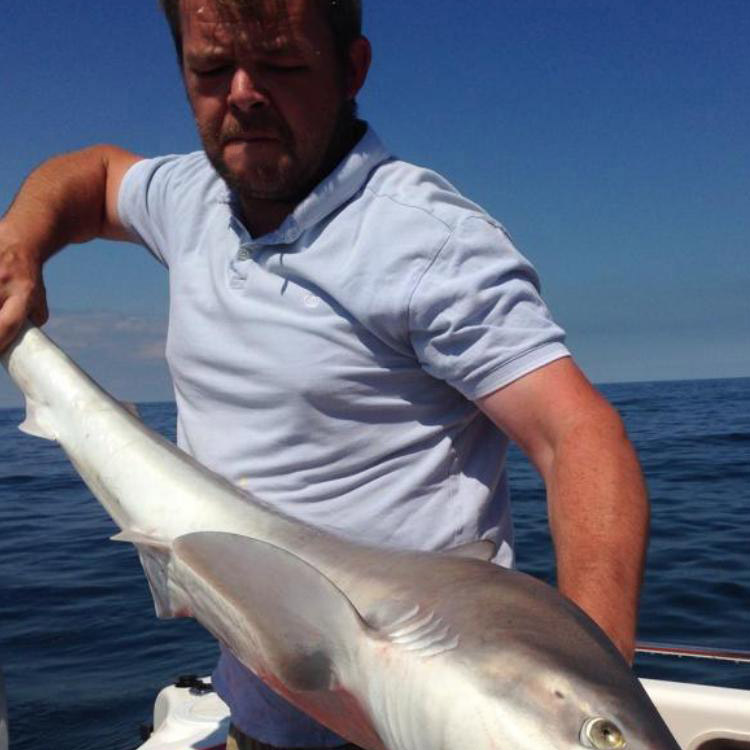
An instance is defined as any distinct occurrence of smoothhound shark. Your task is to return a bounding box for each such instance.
[1,323,680,750]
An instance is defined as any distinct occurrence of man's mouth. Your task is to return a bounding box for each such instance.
[223,133,280,144]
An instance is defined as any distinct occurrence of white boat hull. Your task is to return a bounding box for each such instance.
[642,679,750,750]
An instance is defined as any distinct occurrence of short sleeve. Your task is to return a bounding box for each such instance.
[118,155,187,266]
[408,215,569,400]
[118,152,218,268]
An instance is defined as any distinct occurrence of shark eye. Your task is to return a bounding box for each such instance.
[580,718,626,750]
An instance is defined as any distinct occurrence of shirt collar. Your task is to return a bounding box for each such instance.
[222,124,391,247]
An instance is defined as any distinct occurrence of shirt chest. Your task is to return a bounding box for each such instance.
[163,228,432,418]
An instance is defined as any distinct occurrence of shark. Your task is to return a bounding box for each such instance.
[1,322,681,750]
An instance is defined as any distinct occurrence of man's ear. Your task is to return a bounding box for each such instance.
[345,36,372,100]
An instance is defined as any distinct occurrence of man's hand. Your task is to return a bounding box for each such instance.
[0,224,49,350]
[478,357,649,664]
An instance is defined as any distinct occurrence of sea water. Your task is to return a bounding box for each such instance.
[0,378,748,750]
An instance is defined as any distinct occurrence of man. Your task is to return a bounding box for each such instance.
[0,1,649,748]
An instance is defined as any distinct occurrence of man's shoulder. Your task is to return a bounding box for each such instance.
[117,150,229,259]
[125,150,224,202]
[363,155,494,234]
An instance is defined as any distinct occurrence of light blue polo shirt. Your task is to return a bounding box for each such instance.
[118,126,569,746]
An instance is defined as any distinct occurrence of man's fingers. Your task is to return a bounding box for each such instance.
[0,295,31,352]
[0,242,47,350]
[28,285,49,327]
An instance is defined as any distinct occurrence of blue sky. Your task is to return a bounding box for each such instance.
[1,1,748,406]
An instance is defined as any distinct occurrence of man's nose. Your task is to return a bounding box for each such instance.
[228,68,268,112]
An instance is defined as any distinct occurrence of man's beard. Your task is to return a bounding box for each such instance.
[200,102,357,205]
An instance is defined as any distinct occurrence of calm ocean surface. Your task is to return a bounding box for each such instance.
[0,377,748,749]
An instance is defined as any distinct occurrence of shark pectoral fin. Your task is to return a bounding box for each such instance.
[172,532,371,693]
[443,539,497,561]
[111,530,184,619]
[18,398,56,441]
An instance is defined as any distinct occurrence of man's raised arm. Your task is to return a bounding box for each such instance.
[0,145,142,349]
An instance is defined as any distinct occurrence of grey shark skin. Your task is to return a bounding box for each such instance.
[2,323,680,750]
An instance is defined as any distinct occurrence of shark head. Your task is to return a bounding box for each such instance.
[352,553,682,750]
[440,645,681,750]
[413,572,682,750]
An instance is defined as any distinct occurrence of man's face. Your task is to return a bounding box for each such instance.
[180,0,352,202]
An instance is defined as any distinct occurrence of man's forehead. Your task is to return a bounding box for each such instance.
[181,0,321,52]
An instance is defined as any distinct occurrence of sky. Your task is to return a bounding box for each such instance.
[1,1,748,407]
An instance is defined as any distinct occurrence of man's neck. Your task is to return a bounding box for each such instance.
[240,199,295,239]
[238,119,366,239]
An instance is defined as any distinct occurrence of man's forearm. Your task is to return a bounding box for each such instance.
[0,145,140,349]
[545,407,649,663]
[1,146,116,257]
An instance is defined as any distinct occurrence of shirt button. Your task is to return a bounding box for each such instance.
[237,247,250,261]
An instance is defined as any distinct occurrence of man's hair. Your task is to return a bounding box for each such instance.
[159,0,363,64]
